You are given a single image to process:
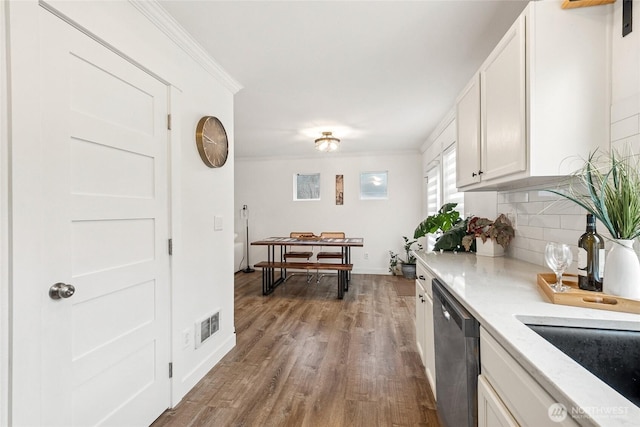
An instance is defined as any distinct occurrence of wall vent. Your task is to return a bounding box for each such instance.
[195,310,220,348]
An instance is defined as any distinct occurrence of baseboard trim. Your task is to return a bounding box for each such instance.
[175,333,236,405]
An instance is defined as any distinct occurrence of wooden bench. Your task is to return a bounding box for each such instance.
[254,261,353,299]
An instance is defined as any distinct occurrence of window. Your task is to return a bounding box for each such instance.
[425,164,440,250]
[425,165,440,216]
[294,173,320,201]
[442,144,464,216]
[360,171,388,200]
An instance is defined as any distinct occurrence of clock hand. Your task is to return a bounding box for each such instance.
[203,134,217,145]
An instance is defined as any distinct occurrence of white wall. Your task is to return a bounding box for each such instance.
[235,152,422,274]
[4,1,238,423]
[0,1,9,425]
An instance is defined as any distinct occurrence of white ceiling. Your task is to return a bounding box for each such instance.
[159,1,529,159]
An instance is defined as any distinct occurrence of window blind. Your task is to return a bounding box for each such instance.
[442,144,464,217]
[425,164,440,250]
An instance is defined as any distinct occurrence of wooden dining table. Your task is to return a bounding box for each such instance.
[251,236,364,298]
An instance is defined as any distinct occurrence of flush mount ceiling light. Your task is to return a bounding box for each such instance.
[315,131,340,152]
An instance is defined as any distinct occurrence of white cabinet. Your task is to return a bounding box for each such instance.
[456,74,481,188]
[478,375,518,427]
[415,279,426,362]
[480,14,526,183]
[456,1,609,191]
[480,328,579,427]
[415,261,436,399]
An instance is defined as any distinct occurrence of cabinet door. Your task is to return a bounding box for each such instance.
[424,290,436,399]
[480,15,526,182]
[478,375,519,427]
[415,280,426,365]
[456,74,481,188]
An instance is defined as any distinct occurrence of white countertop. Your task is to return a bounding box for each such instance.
[414,250,640,427]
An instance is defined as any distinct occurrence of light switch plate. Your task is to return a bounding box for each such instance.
[214,215,223,231]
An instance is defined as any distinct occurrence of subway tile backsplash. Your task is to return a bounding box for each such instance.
[499,105,640,269]
[499,190,601,272]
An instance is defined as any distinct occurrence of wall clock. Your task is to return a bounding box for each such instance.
[195,116,229,168]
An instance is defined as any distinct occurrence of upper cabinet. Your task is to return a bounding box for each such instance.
[456,74,481,188]
[456,1,610,191]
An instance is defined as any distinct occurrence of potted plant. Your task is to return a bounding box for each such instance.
[413,202,462,240]
[399,236,423,279]
[461,214,515,257]
[412,202,467,252]
[388,250,400,276]
[548,150,640,299]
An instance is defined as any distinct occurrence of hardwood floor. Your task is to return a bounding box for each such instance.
[152,272,440,427]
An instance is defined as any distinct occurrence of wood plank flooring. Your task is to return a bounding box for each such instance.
[152,272,440,427]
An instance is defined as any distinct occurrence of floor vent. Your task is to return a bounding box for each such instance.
[195,310,220,348]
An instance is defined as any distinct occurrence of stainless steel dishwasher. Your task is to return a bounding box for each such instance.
[433,278,480,427]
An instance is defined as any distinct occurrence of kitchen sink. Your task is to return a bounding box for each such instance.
[526,324,640,407]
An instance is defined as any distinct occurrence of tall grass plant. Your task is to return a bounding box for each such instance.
[548,150,640,240]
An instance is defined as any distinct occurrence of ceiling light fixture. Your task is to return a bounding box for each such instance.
[315,131,340,152]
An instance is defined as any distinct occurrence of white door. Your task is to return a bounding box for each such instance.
[39,11,170,426]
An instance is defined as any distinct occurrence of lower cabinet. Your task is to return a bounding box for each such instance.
[423,285,436,398]
[480,327,579,427]
[415,279,427,362]
[478,375,518,427]
[416,261,436,399]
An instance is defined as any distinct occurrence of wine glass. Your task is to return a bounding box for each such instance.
[545,242,573,292]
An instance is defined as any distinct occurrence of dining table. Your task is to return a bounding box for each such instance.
[251,236,364,298]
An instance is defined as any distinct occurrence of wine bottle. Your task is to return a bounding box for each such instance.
[577,214,605,291]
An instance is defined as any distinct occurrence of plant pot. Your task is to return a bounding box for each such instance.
[401,263,416,279]
[475,237,504,257]
[603,239,640,300]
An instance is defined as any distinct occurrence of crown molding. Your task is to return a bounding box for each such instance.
[129,0,243,94]
[420,107,456,153]
[236,148,421,163]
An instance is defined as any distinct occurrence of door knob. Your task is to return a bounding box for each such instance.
[49,282,75,300]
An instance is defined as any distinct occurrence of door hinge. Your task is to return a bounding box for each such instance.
[169,362,173,378]
[168,238,173,255]
[167,114,172,130]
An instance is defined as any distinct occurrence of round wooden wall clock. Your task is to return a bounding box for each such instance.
[195,116,229,168]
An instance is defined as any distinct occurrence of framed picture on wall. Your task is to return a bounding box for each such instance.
[360,171,388,200]
[336,175,344,205]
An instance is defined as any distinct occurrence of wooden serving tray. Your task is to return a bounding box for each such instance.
[537,273,640,315]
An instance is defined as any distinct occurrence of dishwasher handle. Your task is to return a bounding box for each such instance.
[433,279,479,338]
[441,305,451,321]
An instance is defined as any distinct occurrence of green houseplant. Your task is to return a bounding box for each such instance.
[388,250,400,275]
[393,203,463,278]
[548,150,640,298]
[413,203,461,239]
[399,236,422,279]
[412,202,465,252]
